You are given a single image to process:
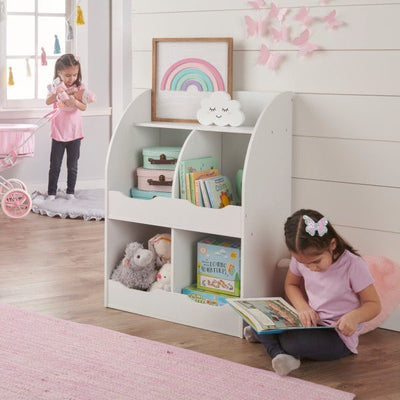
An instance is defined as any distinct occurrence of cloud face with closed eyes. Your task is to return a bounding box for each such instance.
[197,92,245,127]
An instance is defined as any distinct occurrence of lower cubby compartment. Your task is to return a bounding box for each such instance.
[173,229,242,297]
[106,279,243,337]
[106,219,170,280]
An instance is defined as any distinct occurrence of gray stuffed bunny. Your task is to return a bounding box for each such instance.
[111,242,157,290]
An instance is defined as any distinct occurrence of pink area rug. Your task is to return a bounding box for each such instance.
[0,303,355,400]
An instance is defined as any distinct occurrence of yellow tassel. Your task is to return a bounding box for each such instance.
[8,67,14,86]
[76,5,85,25]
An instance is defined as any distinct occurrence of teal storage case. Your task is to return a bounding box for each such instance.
[142,146,181,170]
[130,187,171,199]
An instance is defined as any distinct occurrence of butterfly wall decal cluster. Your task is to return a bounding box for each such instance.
[244,1,344,71]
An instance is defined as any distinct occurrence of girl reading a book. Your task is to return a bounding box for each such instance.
[244,209,381,376]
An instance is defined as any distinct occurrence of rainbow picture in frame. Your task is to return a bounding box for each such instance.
[152,38,233,122]
[160,58,225,92]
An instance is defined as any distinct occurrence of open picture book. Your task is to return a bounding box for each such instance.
[226,297,335,334]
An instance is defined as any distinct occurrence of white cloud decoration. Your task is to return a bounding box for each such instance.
[197,92,245,127]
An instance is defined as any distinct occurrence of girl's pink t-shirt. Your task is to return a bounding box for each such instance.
[289,250,374,353]
[48,85,84,142]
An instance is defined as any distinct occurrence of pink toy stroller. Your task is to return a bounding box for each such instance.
[0,110,57,218]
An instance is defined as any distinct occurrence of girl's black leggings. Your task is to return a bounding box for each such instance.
[255,328,353,361]
[48,138,81,195]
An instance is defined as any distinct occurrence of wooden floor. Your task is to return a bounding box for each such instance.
[1,212,399,399]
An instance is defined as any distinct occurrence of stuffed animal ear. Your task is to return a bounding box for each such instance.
[360,255,400,334]
[126,242,143,256]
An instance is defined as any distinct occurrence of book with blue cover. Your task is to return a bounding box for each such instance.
[203,175,235,209]
[178,156,218,200]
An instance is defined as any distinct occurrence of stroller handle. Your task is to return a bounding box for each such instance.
[12,109,59,154]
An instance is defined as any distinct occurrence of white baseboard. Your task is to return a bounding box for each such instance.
[26,179,105,193]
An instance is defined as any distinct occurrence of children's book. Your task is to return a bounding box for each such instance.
[194,179,204,207]
[203,175,235,209]
[178,156,218,200]
[226,297,335,334]
[199,179,211,207]
[189,168,219,205]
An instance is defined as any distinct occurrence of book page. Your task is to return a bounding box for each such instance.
[228,297,303,332]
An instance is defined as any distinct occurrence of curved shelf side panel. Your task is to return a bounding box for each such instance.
[240,92,293,298]
[106,90,152,195]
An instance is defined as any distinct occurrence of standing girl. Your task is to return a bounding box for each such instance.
[244,209,381,376]
[46,54,89,200]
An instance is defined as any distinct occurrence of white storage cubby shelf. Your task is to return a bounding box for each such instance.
[105,89,293,337]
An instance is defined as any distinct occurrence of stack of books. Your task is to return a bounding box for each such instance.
[181,235,241,306]
[179,156,236,208]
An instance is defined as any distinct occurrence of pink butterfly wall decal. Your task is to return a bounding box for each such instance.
[257,44,283,70]
[269,26,290,43]
[269,2,290,23]
[248,0,265,9]
[294,6,314,27]
[303,215,329,237]
[245,15,268,37]
[324,10,343,29]
[292,29,319,56]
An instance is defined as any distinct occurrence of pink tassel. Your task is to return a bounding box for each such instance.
[41,47,47,66]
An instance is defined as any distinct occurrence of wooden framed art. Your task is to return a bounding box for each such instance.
[152,37,233,123]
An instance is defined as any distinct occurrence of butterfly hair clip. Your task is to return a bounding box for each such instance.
[303,215,329,237]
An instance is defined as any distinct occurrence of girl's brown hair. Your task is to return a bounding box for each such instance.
[284,209,360,259]
[54,54,82,86]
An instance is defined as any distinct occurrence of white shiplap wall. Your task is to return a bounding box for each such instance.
[130,0,400,327]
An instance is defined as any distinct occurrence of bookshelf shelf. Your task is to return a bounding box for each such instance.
[134,121,254,135]
[105,89,293,337]
[108,190,242,237]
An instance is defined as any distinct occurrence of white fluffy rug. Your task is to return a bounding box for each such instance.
[31,189,104,221]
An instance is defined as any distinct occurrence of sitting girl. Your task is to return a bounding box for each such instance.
[245,209,381,376]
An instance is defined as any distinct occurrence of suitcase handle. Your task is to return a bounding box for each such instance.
[147,175,173,186]
[148,154,177,165]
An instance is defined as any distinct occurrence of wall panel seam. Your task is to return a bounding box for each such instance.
[292,177,400,190]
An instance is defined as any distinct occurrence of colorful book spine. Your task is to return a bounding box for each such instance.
[199,179,211,207]
[178,156,218,200]
[185,173,191,201]
[189,169,219,205]
[194,180,204,206]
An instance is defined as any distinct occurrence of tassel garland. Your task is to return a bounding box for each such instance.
[8,67,14,86]
[76,5,85,25]
[41,47,48,66]
[26,58,32,77]
[54,34,61,54]
[66,20,74,40]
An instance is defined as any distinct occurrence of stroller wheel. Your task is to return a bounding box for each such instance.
[2,188,32,218]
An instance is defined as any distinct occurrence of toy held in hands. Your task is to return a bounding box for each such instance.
[47,77,96,108]
[111,242,157,290]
